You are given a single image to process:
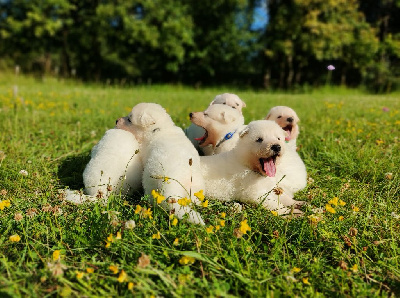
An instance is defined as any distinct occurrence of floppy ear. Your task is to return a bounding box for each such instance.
[239,126,249,138]
[265,112,272,120]
[132,112,156,127]
[221,111,236,124]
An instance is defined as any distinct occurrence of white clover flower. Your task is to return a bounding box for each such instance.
[327,65,335,71]
[19,170,28,176]
[125,220,136,229]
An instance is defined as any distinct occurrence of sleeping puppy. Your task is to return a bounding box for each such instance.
[116,103,205,225]
[265,106,307,197]
[64,129,143,204]
[185,93,246,152]
[200,120,304,214]
[190,104,246,155]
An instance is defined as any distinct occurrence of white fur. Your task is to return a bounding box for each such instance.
[64,129,143,204]
[185,93,246,152]
[190,104,245,156]
[265,106,307,196]
[117,103,205,225]
[200,120,303,214]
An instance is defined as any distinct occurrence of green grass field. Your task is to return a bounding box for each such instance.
[0,73,399,297]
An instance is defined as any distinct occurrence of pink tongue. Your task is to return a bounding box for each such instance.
[284,129,291,141]
[263,157,276,177]
[194,134,206,141]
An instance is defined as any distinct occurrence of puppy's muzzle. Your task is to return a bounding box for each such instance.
[271,144,281,153]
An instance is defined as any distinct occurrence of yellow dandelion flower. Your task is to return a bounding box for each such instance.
[220,212,226,218]
[376,139,384,145]
[109,265,118,274]
[352,206,360,212]
[328,197,339,206]
[151,190,166,204]
[351,264,358,272]
[3,199,10,207]
[86,267,94,274]
[201,200,208,208]
[157,195,166,204]
[107,234,114,243]
[302,277,310,285]
[338,199,346,206]
[117,270,128,283]
[179,256,195,265]
[116,231,122,240]
[152,232,161,239]
[52,250,61,261]
[194,190,205,201]
[220,220,225,227]
[172,218,178,226]
[169,214,175,219]
[271,211,278,216]
[128,282,134,290]
[291,267,301,273]
[135,205,142,214]
[105,242,111,248]
[215,225,221,231]
[143,208,153,219]
[239,220,251,235]
[173,238,179,246]
[123,200,130,206]
[163,176,170,183]
[75,271,84,279]
[177,197,191,206]
[206,225,214,234]
[325,204,336,214]
[9,234,20,242]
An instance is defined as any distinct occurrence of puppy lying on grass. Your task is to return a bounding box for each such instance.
[265,106,307,197]
[185,93,246,152]
[200,120,304,215]
[64,129,143,204]
[116,103,205,225]
[190,104,246,155]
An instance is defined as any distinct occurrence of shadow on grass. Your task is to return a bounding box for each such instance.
[57,152,91,190]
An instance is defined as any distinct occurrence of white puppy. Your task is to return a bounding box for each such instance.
[190,104,245,155]
[185,93,246,152]
[265,106,307,197]
[200,120,303,214]
[116,103,205,225]
[64,129,143,204]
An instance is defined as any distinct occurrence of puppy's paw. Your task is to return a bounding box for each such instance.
[187,210,205,225]
[293,200,307,209]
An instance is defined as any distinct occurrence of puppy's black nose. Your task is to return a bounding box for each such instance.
[115,119,119,125]
[287,117,293,123]
[189,112,193,118]
[271,144,281,153]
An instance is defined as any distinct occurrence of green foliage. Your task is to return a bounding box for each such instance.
[0,76,399,296]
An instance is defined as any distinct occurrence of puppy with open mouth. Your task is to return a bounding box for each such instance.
[185,93,246,153]
[265,106,307,198]
[200,120,304,215]
[189,104,246,156]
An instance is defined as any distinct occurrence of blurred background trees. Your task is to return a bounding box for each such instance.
[0,0,399,91]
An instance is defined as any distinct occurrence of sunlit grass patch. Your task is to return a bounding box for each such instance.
[0,75,399,296]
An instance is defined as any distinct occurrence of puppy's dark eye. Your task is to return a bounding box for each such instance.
[256,138,263,143]
[204,113,208,117]
[278,138,280,141]
[223,103,226,105]
[277,116,282,119]
[236,103,239,106]
[127,118,132,123]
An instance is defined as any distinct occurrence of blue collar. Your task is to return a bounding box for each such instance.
[216,130,237,148]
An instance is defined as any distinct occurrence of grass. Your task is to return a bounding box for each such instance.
[0,73,399,297]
